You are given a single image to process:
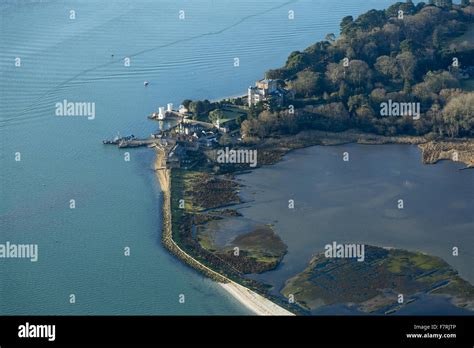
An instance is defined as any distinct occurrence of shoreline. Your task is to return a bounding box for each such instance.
[153,145,294,316]
[128,0,473,315]
[253,129,474,168]
[151,131,473,315]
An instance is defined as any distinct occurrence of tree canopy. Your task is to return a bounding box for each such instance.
[252,1,474,139]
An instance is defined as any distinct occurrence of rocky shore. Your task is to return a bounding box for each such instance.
[419,140,474,168]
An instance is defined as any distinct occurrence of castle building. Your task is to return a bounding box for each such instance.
[248,78,290,107]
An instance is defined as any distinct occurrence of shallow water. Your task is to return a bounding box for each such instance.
[212,144,474,314]
[0,0,448,315]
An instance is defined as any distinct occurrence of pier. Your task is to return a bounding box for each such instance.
[117,139,155,148]
[103,134,169,149]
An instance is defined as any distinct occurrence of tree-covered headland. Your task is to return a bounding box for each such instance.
[241,1,474,141]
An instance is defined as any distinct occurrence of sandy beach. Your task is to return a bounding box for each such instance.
[219,282,294,316]
[153,146,294,316]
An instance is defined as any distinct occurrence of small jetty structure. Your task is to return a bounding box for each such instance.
[102,133,135,145]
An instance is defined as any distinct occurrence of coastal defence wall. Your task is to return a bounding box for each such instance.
[155,147,229,283]
[153,147,294,315]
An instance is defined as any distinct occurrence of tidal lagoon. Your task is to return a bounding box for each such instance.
[1,0,462,315]
[207,144,473,314]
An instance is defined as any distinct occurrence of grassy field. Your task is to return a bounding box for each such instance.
[219,106,247,124]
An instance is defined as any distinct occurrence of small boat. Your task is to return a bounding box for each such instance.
[144,81,149,87]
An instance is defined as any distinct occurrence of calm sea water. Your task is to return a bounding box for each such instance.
[1,0,437,315]
[220,144,473,314]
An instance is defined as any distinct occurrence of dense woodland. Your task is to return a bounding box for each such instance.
[240,1,474,141]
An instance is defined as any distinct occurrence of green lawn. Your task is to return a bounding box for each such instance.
[219,107,247,124]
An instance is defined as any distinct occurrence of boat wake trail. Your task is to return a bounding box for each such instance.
[8,0,298,125]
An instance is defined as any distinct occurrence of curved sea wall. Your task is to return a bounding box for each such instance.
[155,147,228,283]
[154,147,294,315]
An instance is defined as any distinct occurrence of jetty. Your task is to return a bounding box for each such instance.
[102,134,135,145]
[103,133,168,149]
[118,139,155,148]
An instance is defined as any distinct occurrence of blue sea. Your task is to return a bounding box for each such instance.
[1,0,467,315]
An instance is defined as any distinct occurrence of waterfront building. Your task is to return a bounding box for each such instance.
[248,78,291,107]
[179,106,189,115]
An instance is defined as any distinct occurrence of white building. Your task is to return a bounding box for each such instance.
[248,79,281,106]
[214,118,229,133]
[179,105,188,114]
[158,107,166,120]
